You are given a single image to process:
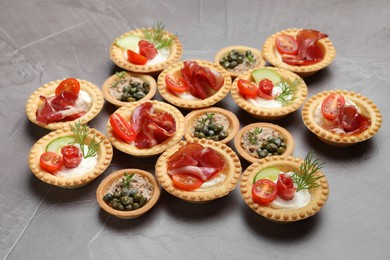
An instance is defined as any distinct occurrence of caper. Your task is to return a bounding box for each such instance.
[125,204,133,211]
[194,125,202,132]
[194,131,200,138]
[277,147,286,154]
[113,191,121,198]
[279,136,285,142]
[274,138,282,147]
[134,91,146,100]
[126,97,136,102]
[237,56,244,64]
[266,143,278,153]
[257,150,268,159]
[260,141,268,149]
[120,92,130,101]
[142,82,150,88]
[130,87,137,94]
[128,188,137,196]
[139,197,147,207]
[213,124,224,132]
[133,193,142,203]
[208,123,216,130]
[112,198,120,203]
[245,50,252,57]
[130,81,140,88]
[121,188,131,197]
[208,130,215,136]
[229,61,238,68]
[211,135,219,141]
[122,86,131,93]
[267,137,275,144]
[133,203,140,210]
[197,132,205,139]
[118,204,125,211]
[280,142,287,148]
[111,201,120,210]
[219,130,228,139]
[223,61,230,69]
[120,196,133,206]
[103,193,113,203]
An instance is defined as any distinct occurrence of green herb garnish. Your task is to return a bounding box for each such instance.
[122,172,135,187]
[112,71,127,88]
[274,78,301,105]
[246,52,254,63]
[143,21,174,50]
[197,113,214,128]
[247,127,262,145]
[71,121,102,159]
[291,151,324,192]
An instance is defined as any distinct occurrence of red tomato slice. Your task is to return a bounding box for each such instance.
[276,173,296,200]
[55,78,80,96]
[321,93,346,120]
[237,79,257,98]
[138,40,158,60]
[276,34,298,55]
[40,152,64,173]
[171,173,204,191]
[127,49,147,65]
[252,179,278,204]
[257,79,274,99]
[109,113,136,143]
[165,74,189,93]
[61,145,82,168]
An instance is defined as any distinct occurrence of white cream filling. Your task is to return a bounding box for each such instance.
[173,91,200,101]
[196,173,226,191]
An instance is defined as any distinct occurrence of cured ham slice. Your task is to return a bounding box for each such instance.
[167,143,226,181]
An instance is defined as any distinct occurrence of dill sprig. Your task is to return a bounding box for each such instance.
[122,172,135,187]
[112,71,127,88]
[291,151,325,192]
[142,21,174,50]
[71,121,102,159]
[274,78,301,105]
[197,113,214,128]
[247,127,262,145]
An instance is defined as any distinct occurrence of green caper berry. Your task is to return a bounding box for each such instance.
[267,137,275,143]
[257,150,268,158]
[133,193,142,202]
[113,191,121,198]
[133,203,140,210]
[103,193,113,203]
[130,87,137,94]
[219,130,228,139]
[277,147,286,154]
[211,135,220,141]
[120,93,130,101]
[134,91,146,100]
[126,97,136,102]
[214,124,224,132]
[219,60,225,66]
[223,61,230,69]
[130,81,140,87]
[260,141,268,149]
[245,50,252,56]
[194,125,203,132]
[279,136,285,142]
[266,143,278,153]
[125,204,133,211]
[122,86,131,93]
[198,132,205,139]
[112,198,120,203]
[121,188,131,197]
[194,132,200,138]
[118,204,125,211]
[229,61,238,68]
[208,123,216,130]
[120,196,132,206]
[208,130,215,136]
[237,56,244,64]
[274,138,282,147]
[142,82,150,88]
[111,201,120,209]
[128,188,137,196]
[280,142,287,148]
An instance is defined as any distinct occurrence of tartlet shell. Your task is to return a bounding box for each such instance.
[155,139,242,203]
[184,107,240,144]
[102,72,157,107]
[302,90,382,147]
[96,169,160,219]
[106,100,185,157]
[109,28,182,74]
[231,67,308,120]
[234,122,295,163]
[26,79,104,130]
[262,28,336,77]
[214,45,266,78]
[240,156,329,223]
[28,127,113,188]
[157,60,232,109]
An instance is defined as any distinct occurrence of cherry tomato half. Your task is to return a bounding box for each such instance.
[127,49,147,65]
[165,74,189,93]
[55,78,80,96]
[172,173,204,191]
[138,40,158,60]
[237,79,258,98]
[109,113,136,143]
[61,145,82,168]
[257,79,274,99]
[40,152,63,173]
[321,93,346,120]
[252,179,278,204]
[275,34,298,55]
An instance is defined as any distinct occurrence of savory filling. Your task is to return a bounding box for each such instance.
[219,49,259,74]
[191,112,229,141]
[274,29,328,66]
[167,143,226,191]
[103,172,154,211]
[241,127,287,159]
[109,71,150,102]
[314,93,371,136]
[165,61,225,100]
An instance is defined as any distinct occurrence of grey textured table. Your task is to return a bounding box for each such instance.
[1,0,389,259]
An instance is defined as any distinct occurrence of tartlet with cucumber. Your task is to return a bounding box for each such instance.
[231,67,308,121]
[28,121,113,188]
[110,22,182,74]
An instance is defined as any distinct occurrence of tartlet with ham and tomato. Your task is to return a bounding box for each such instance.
[155,139,242,203]
[26,78,104,130]
[302,90,382,147]
[107,100,185,157]
[157,60,232,109]
[262,28,336,77]
[110,23,182,74]
[231,67,308,121]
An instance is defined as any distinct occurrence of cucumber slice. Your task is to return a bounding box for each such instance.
[251,68,282,85]
[46,136,75,154]
[115,35,140,51]
[253,166,280,183]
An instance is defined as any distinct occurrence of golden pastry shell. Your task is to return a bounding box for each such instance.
[96,169,160,219]
[106,100,185,157]
[184,107,240,144]
[234,122,294,163]
[28,127,113,188]
[231,67,308,121]
[262,28,336,77]
[26,79,104,130]
[102,71,157,107]
[157,60,232,109]
[109,28,182,74]
[240,155,329,223]
[155,139,242,203]
[302,90,382,147]
[214,45,266,78]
